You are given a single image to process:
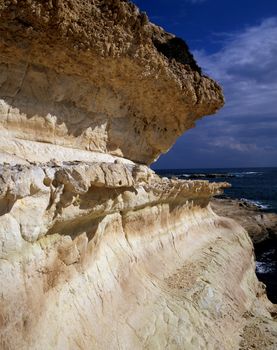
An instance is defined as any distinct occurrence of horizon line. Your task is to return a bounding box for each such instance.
[152,165,277,170]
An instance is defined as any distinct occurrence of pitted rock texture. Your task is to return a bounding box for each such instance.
[0,0,223,164]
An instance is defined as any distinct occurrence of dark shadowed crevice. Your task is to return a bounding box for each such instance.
[152,36,202,74]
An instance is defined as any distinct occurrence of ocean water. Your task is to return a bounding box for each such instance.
[155,167,277,303]
[155,167,277,212]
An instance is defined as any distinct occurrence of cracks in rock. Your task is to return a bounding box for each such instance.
[120,212,133,251]
[105,252,120,285]
[11,62,29,102]
[125,319,144,343]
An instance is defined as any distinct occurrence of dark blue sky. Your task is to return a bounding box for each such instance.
[133,0,277,169]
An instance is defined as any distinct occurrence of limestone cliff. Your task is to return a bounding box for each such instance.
[0,1,276,350]
[0,0,223,165]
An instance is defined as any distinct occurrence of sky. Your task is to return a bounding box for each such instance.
[133,0,277,169]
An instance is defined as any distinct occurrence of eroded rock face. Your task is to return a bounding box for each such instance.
[0,0,223,164]
[0,1,276,350]
[1,161,276,350]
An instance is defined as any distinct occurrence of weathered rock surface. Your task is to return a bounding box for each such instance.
[211,198,277,243]
[1,161,276,349]
[0,0,223,165]
[0,1,276,350]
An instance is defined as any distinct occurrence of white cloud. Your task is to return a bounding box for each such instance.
[155,17,277,167]
[209,136,258,153]
[187,17,277,161]
[194,18,277,119]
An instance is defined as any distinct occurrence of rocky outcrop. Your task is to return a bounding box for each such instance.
[211,198,277,243]
[1,161,276,349]
[0,0,223,165]
[0,1,276,349]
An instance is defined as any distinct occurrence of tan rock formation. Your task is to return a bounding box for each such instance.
[212,198,277,243]
[1,161,276,349]
[0,1,276,350]
[0,0,223,165]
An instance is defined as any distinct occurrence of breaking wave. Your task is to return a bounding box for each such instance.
[177,171,262,180]
[256,261,275,274]
[240,198,271,210]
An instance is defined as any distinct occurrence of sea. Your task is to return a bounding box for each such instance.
[155,167,277,303]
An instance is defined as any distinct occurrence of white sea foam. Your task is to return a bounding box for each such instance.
[230,171,262,177]
[179,172,262,179]
[256,261,274,274]
[240,198,270,210]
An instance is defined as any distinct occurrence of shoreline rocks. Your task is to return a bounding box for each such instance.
[211,198,277,243]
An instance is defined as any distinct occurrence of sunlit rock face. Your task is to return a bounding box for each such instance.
[0,0,223,165]
[0,1,276,350]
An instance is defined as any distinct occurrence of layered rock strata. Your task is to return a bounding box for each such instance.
[0,0,223,165]
[0,1,276,350]
[1,161,276,349]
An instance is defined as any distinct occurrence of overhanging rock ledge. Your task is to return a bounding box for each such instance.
[0,0,224,164]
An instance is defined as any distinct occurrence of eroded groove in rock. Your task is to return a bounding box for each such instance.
[0,1,276,350]
[1,161,276,349]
